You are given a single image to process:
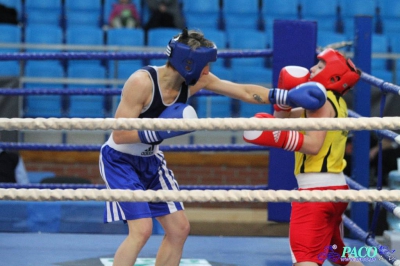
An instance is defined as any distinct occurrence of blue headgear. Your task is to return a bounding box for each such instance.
[166,36,217,85]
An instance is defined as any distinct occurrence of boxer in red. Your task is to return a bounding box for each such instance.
[244,48,363,266]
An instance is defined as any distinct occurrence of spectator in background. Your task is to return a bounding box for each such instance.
[0,4,18,25]
[144,0,184,30]
[109,0,141,29]
[0,149,29,184]
[345,135,400,186]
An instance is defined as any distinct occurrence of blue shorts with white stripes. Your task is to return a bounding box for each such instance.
[99,145,184,223]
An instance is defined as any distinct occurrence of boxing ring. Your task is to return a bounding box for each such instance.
[1,18,400,266]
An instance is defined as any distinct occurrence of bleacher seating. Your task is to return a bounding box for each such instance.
[65,26,104,67]
[182,0,221,30]
[222,0,262,31]
[0,61,20,76]
[23,61,64,118]
[261,0,300,20]
[317,30,350,50]
[0,0,396,129]
[381,18,400,35]
[378,0,400,18]
[300,0,340,32]
[339,0,377,35]
[66,64,107,118]
[0,24,21,45]
[107,28,145,47]
[107,28,146,79]
[196,96,232,118]
[227,29,268,68]
[239,102,272,118]
[0,24,21,76]
[24,0,62,26]
[24,24,63,52]
[65,25,104,46]
[371,34,389,70]
[64,0,102,28]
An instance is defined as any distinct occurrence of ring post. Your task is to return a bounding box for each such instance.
[268,20,317,222]
[351,15,372,233]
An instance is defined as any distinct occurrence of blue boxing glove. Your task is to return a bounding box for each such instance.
[138,103,198,145]
[269,81,327,110]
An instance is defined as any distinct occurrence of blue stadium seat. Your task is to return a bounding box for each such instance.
[372,69,394,84]
[239,102,272,118]
[107,28,145,73]
[108,60,143,80]
[222,0,259,14]
[317,31,350,50]
[182,0,221,30]
[382,18,400,35]
[67,64,107,118]
[0,61,20,76]
[24,0,62,26]
[210,65,234,80]
[339,0,376,19]
[182,0,220,13]
[300,0,339,18]
[147,28,180,65]
[231,66,272,84]
[300,0,340,31]
[0,25,20,68]
[24,61,65,118]
[261,0,300,20]
[147,28,180,47]
[0,0,22,20]
[24,25,63,53]
[66,26,104,66]
[227,29,268,68]
[222,0,261,30]
[390,35,400,54]
[65,0,102,28]
[24,0,61,11]
[378,0,400,19]
[107,28,145,46]
[196,96,232,118]
[224,13,261,31]
[371,34,389,70]
[25,10,61,26]
[65,26,104,45]
[0,24,21,46]
[65,0,102,13]
[185,13,221,30]
[65,12,102,28]
[201,29,227,49]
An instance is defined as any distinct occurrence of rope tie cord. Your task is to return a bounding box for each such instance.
[1,189,400,203]
[0,117,400,131]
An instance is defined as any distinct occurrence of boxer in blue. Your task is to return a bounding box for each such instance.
[99,28,327,266]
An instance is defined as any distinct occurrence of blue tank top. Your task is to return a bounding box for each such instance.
[139,66,189,118]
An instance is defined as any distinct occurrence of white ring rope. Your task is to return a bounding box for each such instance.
[1,188,399,203]
[0,116,400,131]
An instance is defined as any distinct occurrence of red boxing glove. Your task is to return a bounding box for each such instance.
[275,66,311,112]
[243,113,304,151]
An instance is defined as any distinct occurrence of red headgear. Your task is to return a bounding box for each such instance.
[310,48,360,95]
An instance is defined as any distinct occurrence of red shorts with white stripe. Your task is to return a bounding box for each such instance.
[289,185,350,265]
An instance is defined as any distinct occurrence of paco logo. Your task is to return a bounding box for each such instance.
[318,244,395,263]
